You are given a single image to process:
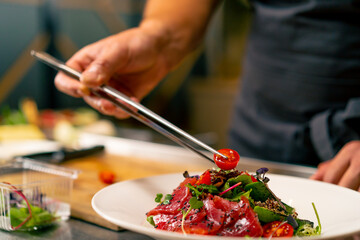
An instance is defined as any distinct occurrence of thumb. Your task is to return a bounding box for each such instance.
[80,46,127,88]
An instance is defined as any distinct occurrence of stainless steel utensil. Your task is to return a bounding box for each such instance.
[31,50,227,163]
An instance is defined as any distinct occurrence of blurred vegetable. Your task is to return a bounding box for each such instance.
[99,170,116,184]
[0,125,45,141]
[53,120,78,146]
[3,182,57,230]
[21,98,40,126]
[10,203,56,230]
[1,105,27,125]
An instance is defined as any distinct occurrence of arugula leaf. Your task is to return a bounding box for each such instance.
[221,175,252,198]
[229,189,252,202]
[186,184,219,199]
[197,184,219,194]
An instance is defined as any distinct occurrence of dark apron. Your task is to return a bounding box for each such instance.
[228,0,360,166]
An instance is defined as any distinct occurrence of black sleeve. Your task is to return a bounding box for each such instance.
[310,98,360,161]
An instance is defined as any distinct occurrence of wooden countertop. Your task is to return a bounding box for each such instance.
[61,152,211,230]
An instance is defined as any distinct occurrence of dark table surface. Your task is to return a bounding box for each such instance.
[0,218,155,240]
[1,217,360,240]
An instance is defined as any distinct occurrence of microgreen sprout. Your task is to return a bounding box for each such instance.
[154,193,163,203]
[180,197,203,234]
[312,202,322,234]
[256,167,269,183]
[146,216,155,226]
[155,193,172,205]
[295,205,321,238]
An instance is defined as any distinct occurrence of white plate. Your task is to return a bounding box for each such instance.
[92,172,360,240]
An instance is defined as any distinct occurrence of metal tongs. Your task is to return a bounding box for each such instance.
[31,50,227,163]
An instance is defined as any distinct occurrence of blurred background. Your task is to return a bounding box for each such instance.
[0,0,252,149]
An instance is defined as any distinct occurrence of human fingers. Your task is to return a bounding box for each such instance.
[83,95,138,119]
[310,161,329,181]
[54,50,93,97]
[83,95,118,116]
[80,39,128,88]
[310,141,360,191]
[54,72,84,97]
[317,142,358,184]
[337,154,360,191]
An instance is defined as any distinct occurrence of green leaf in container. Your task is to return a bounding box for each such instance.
[10,208,28,227]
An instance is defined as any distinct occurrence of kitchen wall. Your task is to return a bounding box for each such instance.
[0,0,252,148]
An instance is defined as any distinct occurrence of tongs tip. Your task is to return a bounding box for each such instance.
[30,50,37,57]
[215,151,228,160]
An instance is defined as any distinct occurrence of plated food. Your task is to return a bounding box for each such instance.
[92,168,360,240]
[146,149,321,238]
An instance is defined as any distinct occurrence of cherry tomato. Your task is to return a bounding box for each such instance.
[262,221,294,238]
[99,170,116,184]
[214,149,240,170]
[240,171,258,182]
[196,170,212,185]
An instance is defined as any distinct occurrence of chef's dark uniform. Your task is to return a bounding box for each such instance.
[229,0,360,166]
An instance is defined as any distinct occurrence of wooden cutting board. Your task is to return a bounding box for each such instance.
[61,152,211,230]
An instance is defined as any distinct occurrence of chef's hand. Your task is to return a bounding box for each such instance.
[54,23,173,119]
[310,141,360,191]
[54,1,218,119]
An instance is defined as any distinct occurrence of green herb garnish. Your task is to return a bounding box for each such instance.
[295,203,321,236]
[312,202,322,234]
[180,197,203,234]
[154,193,163,203]
[146,216,155,226]
[186,184,219,199]
[154,193,172,205]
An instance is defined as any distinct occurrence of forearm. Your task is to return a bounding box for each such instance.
[140,0,220,69]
